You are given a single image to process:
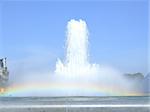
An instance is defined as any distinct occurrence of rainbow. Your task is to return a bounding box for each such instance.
[0,82,142,96]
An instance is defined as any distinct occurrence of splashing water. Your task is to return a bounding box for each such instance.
[55,19,99,76]
[53,19,137,96]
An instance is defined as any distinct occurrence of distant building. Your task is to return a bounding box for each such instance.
[0,58,9,86]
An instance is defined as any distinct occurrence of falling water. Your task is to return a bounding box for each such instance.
[54,19,137,96]
[55,19,98,76]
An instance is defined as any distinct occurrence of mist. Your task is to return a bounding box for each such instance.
[6,19,145,96]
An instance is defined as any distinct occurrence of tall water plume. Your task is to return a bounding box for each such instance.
[55,19,98,76]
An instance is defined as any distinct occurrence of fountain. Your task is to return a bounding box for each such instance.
[55,19,99,76]
[53,19,136,96]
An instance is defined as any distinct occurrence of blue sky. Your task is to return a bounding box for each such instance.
[0,0,148,74]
